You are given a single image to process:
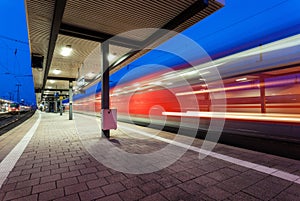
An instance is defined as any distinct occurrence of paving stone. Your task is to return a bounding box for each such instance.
[168,164,187,173]
[182,191,216,201]
[206,167,239,181]
[96,194,123,201]
[0,182,16,192]
[227,192,262,201]
[85,161,101,168]
[172,171,196,182]
[3,187,31,200]
[118,187,146,201]
[160,186,190,201]
[228,164,249,172]
[61,170,81,179]
[97,170,112,178]
[140,180,164,195]
[157,175,182,188]
[66,156,81,162]
[79,167,98,175]
[185,167,209,177]
[242,177,293,200]
[13,164,33,172]
[69,164,86,171]
[284,183,300,197]
[15,178,40,190]
[56,177,78,188]
[121,176,144,189]
[32,181,56,194]
[30,170,51,179]
[197,163,223,173]
[7,174,30,184]
[177,180,204,194]
[156,168,175,176]
[105,173,127,184]
[53,194,80,201]
[11,194,38,201]
[79,187,105,200]
[75,158,91,165]
[138,173,162,183]
[77,173,98,183]
[240,170,268,183]
[193,175,218,187]
[102,182,126,195]
[40,173,61,184]
[216,175,257,193]
[272,191,300,201]
[58,161,75,167]
[87,178,109,189]
[38,188,64,201]
[201,186,232,200]
[51,167,69,175]
[7,170,22,178]
[2,108,300,201]
[40,163,58,171]
[140,193,168,201]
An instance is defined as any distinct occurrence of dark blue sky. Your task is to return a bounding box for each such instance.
[114,0,300,81]
[104,0,300,94]
[0,1,34,105]
[1,0,300,104]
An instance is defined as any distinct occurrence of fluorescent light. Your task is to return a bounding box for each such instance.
[108,54,116,61]
[199,71,210,75]
[61,45,72,56]
[49,80,55,84]
[85,72,96,79]
[95,74,101,79]
[53,69,61,75]
[236,77,247,82]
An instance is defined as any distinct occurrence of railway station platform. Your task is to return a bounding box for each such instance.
[0,111,299,201]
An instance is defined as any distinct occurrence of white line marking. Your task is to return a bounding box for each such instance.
[119,124,300,184]
[0,112,41,188]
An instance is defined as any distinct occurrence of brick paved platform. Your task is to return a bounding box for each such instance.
[0,111,299,201]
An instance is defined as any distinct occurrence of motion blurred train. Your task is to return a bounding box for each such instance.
[8,102,31,114]
[71,34,300,144]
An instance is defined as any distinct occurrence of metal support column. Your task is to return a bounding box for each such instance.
[101,42,110,138]
[69,81,73,120]
[54,100,57,113]
[260,76,266,113]
[59,95,63,116]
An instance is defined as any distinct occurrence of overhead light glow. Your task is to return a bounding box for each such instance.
[49,80,55,84]
[60,45,72,56]
[108,54,116,61]
[53,69,61,75]
[236,77,247,82]
[85,72,96,79]
[199,71,210,75]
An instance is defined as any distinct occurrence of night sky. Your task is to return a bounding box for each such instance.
[0,1,34,105]
[1,0,300,105]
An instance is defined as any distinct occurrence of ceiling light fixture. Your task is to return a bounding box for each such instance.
[108,53,116,61]
[53,69,61,75]
[61,45,72,57]
[85,72,96,79]
[236,77,247,82]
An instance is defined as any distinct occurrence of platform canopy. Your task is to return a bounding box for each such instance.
[25,0,224,103]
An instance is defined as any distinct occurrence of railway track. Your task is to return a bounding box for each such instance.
[0,111,35,135]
